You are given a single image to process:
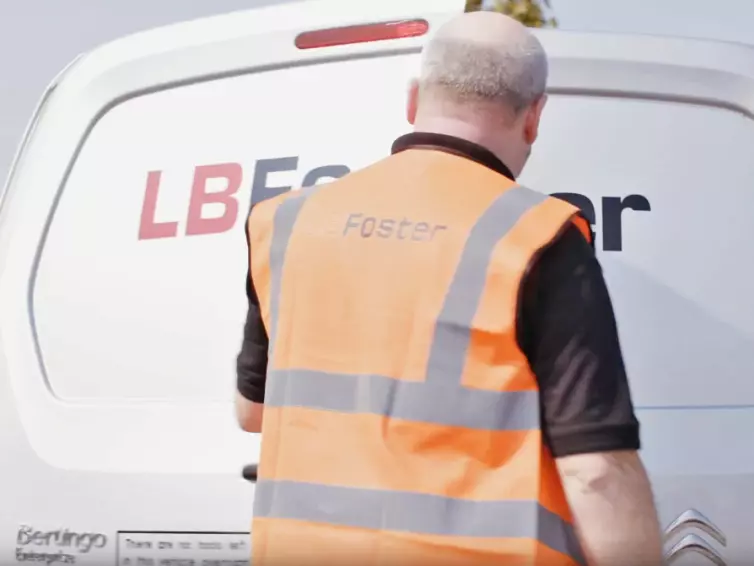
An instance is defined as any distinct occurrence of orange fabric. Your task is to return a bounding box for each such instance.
[571,214,593,242]
[252,518,576,566]
[462,197,591,392]
[247,193,287,332]
[248,149,587,565]
[257,406,569,517]
[265,151,517,378]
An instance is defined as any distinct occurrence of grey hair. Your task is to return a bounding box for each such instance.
[419,35,548,114]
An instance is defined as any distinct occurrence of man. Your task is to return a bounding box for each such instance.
[236,10,663,566]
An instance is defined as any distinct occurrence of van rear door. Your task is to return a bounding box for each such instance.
[0,0,463,563]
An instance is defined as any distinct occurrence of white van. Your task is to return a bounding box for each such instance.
[1,0,753,563]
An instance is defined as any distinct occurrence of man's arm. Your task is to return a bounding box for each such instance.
[519,225,663,566]
[236,389,264,433]
[557,451,662,566]
[235,229,269,433]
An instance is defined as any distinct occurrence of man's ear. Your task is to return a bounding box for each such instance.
[523,94,548,145]
[406,78,420,125]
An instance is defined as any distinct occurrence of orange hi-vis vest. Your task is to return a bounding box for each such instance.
[247,147,592,566]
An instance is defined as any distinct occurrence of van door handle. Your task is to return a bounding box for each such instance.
[242,464,258,483]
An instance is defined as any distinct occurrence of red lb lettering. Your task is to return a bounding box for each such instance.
[138,170,179,240]
[186,163,243,236]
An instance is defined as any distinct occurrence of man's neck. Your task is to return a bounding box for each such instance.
[412,116,521,175]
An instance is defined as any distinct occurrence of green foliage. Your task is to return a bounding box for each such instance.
[465,0,557,28]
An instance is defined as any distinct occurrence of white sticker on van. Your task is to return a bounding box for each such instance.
[117,532,248,566]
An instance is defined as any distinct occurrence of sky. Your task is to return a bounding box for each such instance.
[0,0,753,180]
[554,0,754,45]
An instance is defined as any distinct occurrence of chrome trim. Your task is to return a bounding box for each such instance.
[664,509,727,565]
[665,534,726,566]
[664,509,727,546]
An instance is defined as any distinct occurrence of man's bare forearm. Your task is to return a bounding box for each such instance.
[557,450,664,566]
[235,391,264,433]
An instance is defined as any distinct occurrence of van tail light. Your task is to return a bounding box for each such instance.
[295,19,429,50]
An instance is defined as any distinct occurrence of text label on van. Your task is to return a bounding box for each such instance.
[138,158,349,241]
[15,524,108,564]
[137,157,650,251]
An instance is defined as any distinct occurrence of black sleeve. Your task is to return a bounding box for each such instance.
[517,225,640,458]
[236,226,269,403]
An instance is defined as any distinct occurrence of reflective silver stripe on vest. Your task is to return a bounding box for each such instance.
[255,480,586,565]
[426,186,547,385]
[265,368,539,431]
[267,185,319,358]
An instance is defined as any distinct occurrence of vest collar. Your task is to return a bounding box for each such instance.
[391,132,516,181]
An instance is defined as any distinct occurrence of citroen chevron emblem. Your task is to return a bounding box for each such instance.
[664,509,727,565]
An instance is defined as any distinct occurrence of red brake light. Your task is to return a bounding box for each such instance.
[295,19,429,50]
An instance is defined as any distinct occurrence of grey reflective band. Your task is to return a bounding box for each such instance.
[265,368,539,431]
[426,186,547,384]
[255,480,586,565]
[267,185,319,357]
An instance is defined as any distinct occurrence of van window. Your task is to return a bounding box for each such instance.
[32,53,420,401]
[33,72,754,407]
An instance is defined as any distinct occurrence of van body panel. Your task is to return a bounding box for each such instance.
[0,0,460,475]
[1,1,753,564]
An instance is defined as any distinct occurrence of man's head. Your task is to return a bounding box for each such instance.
[406,11,549,177]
